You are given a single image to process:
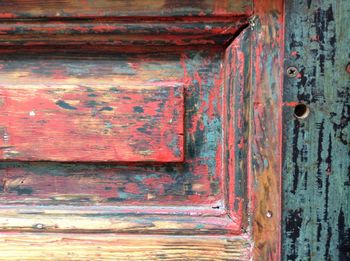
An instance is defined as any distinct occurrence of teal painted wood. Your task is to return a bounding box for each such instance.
[283,0,350,260]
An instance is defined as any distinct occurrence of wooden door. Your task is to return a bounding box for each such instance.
[0,1,285,260]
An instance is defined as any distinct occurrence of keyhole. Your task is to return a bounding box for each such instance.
[294,103,309,119]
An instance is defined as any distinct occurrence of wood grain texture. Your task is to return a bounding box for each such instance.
[250,0,284,260]
[0,206,239,234]
[0,83,183,162]
[224,28,251,229]
[0,43,249,234]
[0,234,250,261]
[0,0,252,18]
[0,48,229,207]
[0,29,253,237]
[0,1,287,259]
[0,20,249,46]
[0,161,224,206]
[283,1,350,260]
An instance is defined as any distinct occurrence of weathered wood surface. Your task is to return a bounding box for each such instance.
[0,20,249,46]
[0,29,251,237]
[0,0,288,260]
[0,0,252,19]
[224,27,251,229]
[283,0,350,260]
[250,0,284,260]
[0,161,224,205]
[0,81,184,162]
[0,234,250,261]
[0,205,239,234]
[0,48,230,207]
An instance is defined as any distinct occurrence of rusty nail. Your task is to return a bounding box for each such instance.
[287,67,298,78]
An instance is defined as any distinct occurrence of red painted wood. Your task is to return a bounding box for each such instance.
[0,20,248,46]
[0,1,285,259]
[0,48,225,207]
[0,0,252,19]
[0,84,184,162]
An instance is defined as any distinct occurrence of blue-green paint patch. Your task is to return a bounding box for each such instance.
[133,106,144,113]
[196,224,205,229]
[99,106,113,112]
[11,187,33,195]
[55,100,77,110]
[104,121,114,130]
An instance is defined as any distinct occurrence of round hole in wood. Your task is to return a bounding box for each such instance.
[266,211,273,218]
[294,103,309,119]
[346,63,350,74]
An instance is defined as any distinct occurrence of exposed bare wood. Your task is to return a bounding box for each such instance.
[0,234,250,261]
[250,0,284,260]
[0,206,240,235]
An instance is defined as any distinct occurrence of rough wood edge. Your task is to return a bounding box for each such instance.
[0,233,251,260]
[0,205,242,235]
[0,19,249,46]
[223,26,251,232]
[250,0,284,260]
[0,0,252,19]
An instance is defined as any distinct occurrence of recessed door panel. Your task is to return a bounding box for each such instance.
[0,54,184,162]
[0,48,225,207]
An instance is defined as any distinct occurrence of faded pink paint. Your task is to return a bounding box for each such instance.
[0,85,184,162]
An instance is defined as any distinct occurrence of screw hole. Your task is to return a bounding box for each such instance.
[346,63,350,74]
[266,211,273,218]
[294,103,309,119]
[34,223,45,229]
